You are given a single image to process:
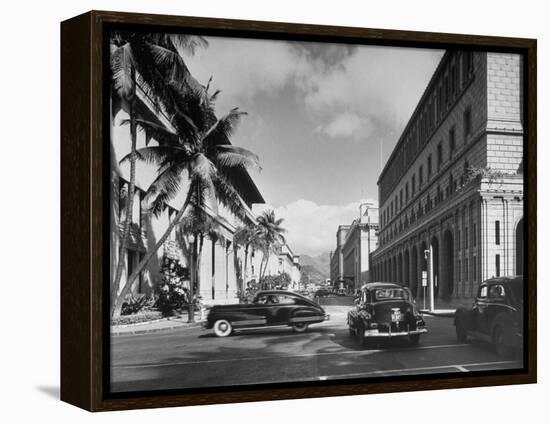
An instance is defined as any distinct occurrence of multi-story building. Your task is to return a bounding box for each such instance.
[330,225,350,284]
[110,74,295,306]
[331,203,379,290]
[370,51,524,303]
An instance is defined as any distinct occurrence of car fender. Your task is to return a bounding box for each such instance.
[490,311,515,343]
[454,307,474,328]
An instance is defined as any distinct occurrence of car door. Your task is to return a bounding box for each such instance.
[486,282,507,331]
[270,294,299,325]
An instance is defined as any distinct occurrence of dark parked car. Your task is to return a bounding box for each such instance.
[454,276,523,356]
[347,282,427,347]
[205,290,329,337]
[314,288,331,297]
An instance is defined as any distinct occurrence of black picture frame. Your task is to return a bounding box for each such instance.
[61,10,537,411]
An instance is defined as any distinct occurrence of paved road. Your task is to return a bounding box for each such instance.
[110,305,523,393]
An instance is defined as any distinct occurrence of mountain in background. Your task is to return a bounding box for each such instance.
[299,252,330,284]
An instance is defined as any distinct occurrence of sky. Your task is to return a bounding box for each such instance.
[184,36,444,256]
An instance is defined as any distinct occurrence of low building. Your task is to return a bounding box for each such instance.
[331,203,380,290]
[370,50,524,303]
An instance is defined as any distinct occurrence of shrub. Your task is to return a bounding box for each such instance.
[121,294,153,315]
[111,311,163,326]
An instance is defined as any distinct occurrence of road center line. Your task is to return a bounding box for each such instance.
[113,343,473,369]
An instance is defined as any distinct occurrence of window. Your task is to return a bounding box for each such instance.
[489,284,505,299]
[479,285,488,298]
[473,256,477,281]
[495,220,501,245]
[405,183,409,203]
[437,142,443,170]
[400,189,403,209]
[458,259,462,281]
[463,107,472,140]
[463,51,473,82]
[451,65,457,96]
[427,155,432,178]
[449,126,456,157]
[419,165,424,186]
[448,173,454,196]
[412,174,416,194]
[495,254,501,277]
[473,223,477,247]
[465,258,469,282]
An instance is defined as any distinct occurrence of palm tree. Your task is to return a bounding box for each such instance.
[256,210,286,288]
[234,221,262,292]
[109,31,207,317]
[111,86,260,319]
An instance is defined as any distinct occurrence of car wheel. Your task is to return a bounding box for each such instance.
[348,325,355,337]
[455,318,468,342]
[409,334,420,346]
[493,325,510,357]
[213,319,233,337]
[292,322,309,333]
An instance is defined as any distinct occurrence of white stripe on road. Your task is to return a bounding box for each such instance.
[113,343,473,369]
[318,360,521,380]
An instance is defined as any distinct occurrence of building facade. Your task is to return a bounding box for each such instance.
[370,51,524,303]
[331,204,379,290]
[110,75,297,306]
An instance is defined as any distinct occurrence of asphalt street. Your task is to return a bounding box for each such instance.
[110,302,523,393]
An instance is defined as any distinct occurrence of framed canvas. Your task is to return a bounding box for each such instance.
[60,10,537,411]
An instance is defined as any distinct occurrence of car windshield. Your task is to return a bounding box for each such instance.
[372,288,409,301]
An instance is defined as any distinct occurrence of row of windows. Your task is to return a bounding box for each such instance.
[379,51,475,205]
[381,105,473,229]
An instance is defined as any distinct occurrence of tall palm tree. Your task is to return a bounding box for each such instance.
[109,31,207,317]
[256,210,286,288]
[111,86,260,318]
[234,221,262,292]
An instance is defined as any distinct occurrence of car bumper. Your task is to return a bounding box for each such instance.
[363,328,427,337]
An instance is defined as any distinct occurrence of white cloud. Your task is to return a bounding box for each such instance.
[316,112,371,141]
[253,198,378,256]
[185,38,443,143]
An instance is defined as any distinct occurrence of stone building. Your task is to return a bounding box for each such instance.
[331,204,379,290]
[370,51,524,303]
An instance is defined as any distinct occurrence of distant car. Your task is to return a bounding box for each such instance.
[347,282,427,347]
[314,288,330,297]
[204,290,329,337]
[454,276,523,356]
[336,288,347,296]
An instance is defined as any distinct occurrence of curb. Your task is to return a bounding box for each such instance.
[111,320,204,336]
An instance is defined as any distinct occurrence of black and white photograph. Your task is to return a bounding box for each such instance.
[107,28,527,394]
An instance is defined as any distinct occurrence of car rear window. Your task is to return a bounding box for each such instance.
[373,288,409,301]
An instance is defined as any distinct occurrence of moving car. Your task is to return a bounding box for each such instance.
[347,282,427,347]
[314,288,331,297]
[205,290,329,337]
[454,276,523,356]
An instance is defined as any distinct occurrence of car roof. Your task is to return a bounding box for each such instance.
[255,290,302,296]
[361,282,403,290]
[481,276,523,286]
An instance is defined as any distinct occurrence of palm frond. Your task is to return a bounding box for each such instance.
[202,108,247,148]
[215,145,261,172]
[211,173,249,222]
[119,118,180,146]
[111,42,135,99]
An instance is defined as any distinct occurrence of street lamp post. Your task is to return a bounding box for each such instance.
[424,249,434,312]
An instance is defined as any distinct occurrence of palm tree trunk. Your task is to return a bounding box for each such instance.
[242,245,249,292]
[262,254,270,289]
[188,238,197,323]
[111,67,137,317]
[112,192,193,319]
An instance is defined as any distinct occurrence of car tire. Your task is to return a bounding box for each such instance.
[292,322,309,333]
[348,325,355,337]
[213,319,233,337]
[409,334,420,346]
[492,325,511,357]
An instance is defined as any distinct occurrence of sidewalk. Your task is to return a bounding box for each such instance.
[418,297,474,318]
[111,312,205,336]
